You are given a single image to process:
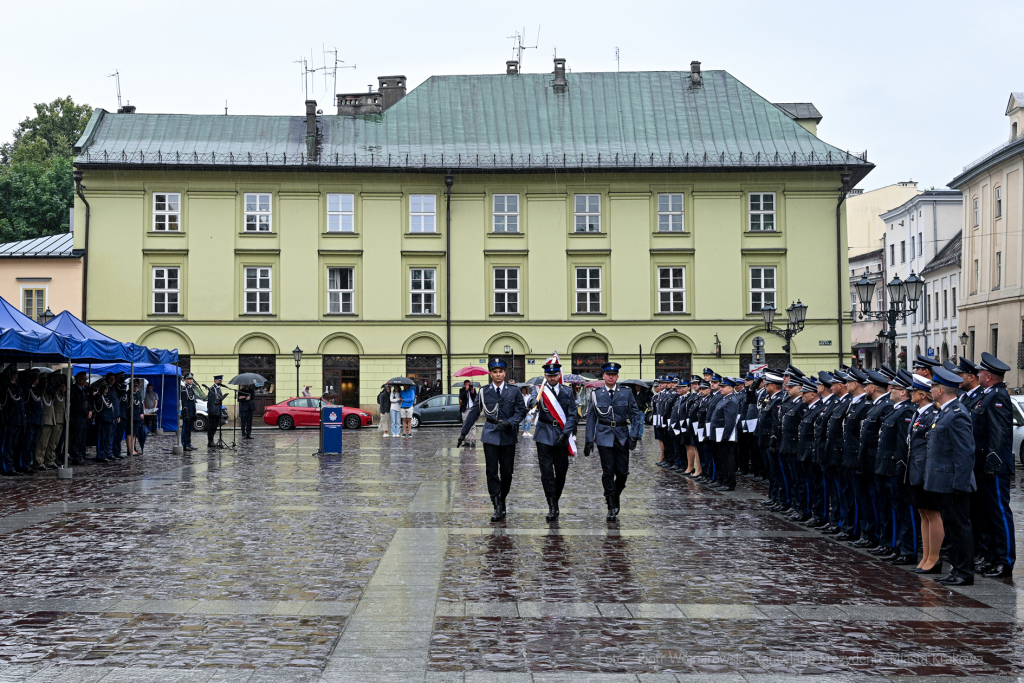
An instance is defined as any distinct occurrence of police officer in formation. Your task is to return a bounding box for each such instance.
[532,361,577,521]
[206,375,225,449]
[584,362,644,520]
[458,358,528,521]
[180,373,197,451]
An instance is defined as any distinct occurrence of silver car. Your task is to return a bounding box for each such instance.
[1011,396,1024,465]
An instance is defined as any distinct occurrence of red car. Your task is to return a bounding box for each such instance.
[263,397,372,430]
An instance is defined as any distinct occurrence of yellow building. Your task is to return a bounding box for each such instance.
[845,181,922,257]
[72,60,872,414]
[0,233,82,322]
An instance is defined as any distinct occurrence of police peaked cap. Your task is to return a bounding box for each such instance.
[931,367,963,388]
[878,364,897,380]
[542,363,561,375]
[941,360,960,374]
[488,358,507,370]
[702,367,714,375]
[848,368,870,384]
[800,379,818,392]
[911,373,933,390]
[888,372,912,390]
[913,354,940,369]
[865,370,890,389]
[601,362,621,374]
[979,352,1010,376]
[763,372,785,384]
[784,365,805,378]
[816,371,834,387]
[956,357,981,375]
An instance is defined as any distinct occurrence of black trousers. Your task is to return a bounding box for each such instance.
[718,441,737,489]
[70,418,87,462]
[979,472,1016,568]
[536,441,569,501]
[937,491,974,578]
[207,414,221,445]
[240,411,254,437]
[182,414,193,447]
[597,443,630,500]
[483,443,516,501]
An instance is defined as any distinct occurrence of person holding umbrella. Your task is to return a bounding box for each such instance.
[238,384,255,438]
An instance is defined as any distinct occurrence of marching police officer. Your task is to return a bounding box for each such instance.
[533,362,577,521]
[924,366,977,586]
[458,358,528,522]
[584,361,644,521]
[206,375,225,449]
[971,352,1015,578]
[180,373,197,451]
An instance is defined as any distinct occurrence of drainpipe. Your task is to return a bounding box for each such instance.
[73,170,90,324]
[444,174,454,393]
[836,172,852,366]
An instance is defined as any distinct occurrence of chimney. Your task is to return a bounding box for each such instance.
[506,60,519,75]
[689,61,702,87]
[377,76,407,111]
[553,57,567,93]
[117,104,136,113]
[305,99,319,161]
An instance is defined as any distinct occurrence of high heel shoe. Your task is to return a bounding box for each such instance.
[912,561,943,574]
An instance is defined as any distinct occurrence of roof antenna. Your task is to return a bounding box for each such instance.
[323,46,356,102]
[225,100,228,116]
[615,47,620,72]
[108,70,121,108]
[507,26,539,69]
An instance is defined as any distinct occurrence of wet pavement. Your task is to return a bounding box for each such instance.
[0,427,1022,682]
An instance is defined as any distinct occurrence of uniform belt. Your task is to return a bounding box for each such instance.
[537,415,556,425]
[486,417,500,424]
[598,419,627,427]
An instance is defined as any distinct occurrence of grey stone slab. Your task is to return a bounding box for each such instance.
[297,602,355,616]
[784,605,854,621]
[107,599,151,612]
[636,676,686,683]
[515,602,601,618]
[596,603,631,617]
[753,605,800,620]
[187,599,281,614]
[835,605,930,621]
[333,632,434,650]
[361,585,441,600]
[672,676,747,683]
[948,607,1016,621]
[916,607,971,622]
[327,647,435,660]
[465,602,519,617]
[319,674,425,683]
[425,673,467,683]
[342,616,437,631]
[625,603,684,618]
[322,656,429,672]
[137,599,200,613]
[532,675,642,683]
[99,671,213,683]
[464,673,534,683]
[678,604,768,620]
[25,669,114,683]
[434,602,466,617]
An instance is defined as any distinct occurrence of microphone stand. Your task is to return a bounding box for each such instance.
[218,387,237,449]
[312,392,328,457]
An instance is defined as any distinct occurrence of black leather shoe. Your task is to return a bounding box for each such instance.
[853,538,875,548]
[937,573,974,586]
[888,554,916,565]
[820,526,841,535]
[912,562,943,574]
[975,559,994,574]
[835,532,854,541]
[983,563,1013,578]
[813,520,832,530]
[656,461,667,467]
[545,497,559,522]
[867,544,890,553]
[605,495,618,522]
[490,496,503,522]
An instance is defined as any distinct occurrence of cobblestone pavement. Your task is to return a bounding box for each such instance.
[0,427,1022,682]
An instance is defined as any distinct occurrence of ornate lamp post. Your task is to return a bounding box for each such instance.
[761,300,808,365]
[39,307,55,325]
[854,269,924,368]
[292,345,303,398]
[959,331,970,361]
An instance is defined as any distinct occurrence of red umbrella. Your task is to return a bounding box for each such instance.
[586,379,604,388]
[454,366,489,377]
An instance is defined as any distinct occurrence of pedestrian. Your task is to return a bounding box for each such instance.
[519,385,536,436]
[143,383,159,432]
[584,361,644,521]
[389,384,403,437]
[302,385,312,397]
[206,375,225,449]
[458,380,477,446]
[457,358,528,522]
[970,352,1015,578]
[399,381,416,437]
[179,373,197,451]
[924,366,977,586]
[420,379,432,402]
[434,379,443,398]
[534,361,577,521]
[238,383,255,438]
[377,384,391,437]
[131,379,147,455]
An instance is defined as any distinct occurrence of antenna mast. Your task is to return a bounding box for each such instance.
[108,70,122,108]
[507,26,540,69]
[323,47,357,101]
[615,47,620,72]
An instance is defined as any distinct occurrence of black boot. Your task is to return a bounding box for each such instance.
[545,496,559,522]
[606,494,619,522]
[490,496,503,522]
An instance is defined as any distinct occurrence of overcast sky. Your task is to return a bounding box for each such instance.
[3,0,1018,190]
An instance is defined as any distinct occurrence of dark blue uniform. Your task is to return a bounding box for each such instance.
[1,379,24,473]
[876,399,916,558]
[534,381,577,515]
[971,382,1015,572]
[839,393,870,540]
[585,383,644,513]
[858,393,893,547]
[180,382,197,449]
[924,397,976,581]
[461,380,528,512]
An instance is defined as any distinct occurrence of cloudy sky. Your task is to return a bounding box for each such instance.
[3,0,1018,189]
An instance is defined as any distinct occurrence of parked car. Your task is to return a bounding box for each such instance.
[180,382,229,432]
[263,397,372,430]
[411,394,463,428]
[1010,396,1024,465]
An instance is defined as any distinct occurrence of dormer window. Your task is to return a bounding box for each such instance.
[1013,121,1018,139]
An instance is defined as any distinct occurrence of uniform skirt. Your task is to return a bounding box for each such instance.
[910,484,940,512]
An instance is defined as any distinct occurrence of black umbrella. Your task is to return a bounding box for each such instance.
[526,377,544,385]
[388,376,416,386]
[229,372,267,385]
[619,379,647,387]
[452,381,481,388]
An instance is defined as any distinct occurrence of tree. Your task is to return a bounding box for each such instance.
[2,96,92,166]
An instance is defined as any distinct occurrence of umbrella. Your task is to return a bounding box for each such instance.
[562,374,586,385]
[454,366,489,377]
[580,372,598,380]
[619,379,648,387]
[526,377,544,386]
[452,381,480,388]
[586,379,604,388]
[229,372,267,385]
[31,367,55,374]
[388,376,416,386]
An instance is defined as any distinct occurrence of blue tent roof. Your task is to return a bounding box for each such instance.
[0,297,51,336]
[45,311,178,364]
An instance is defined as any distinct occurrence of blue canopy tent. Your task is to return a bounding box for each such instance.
[0,297,71,361]
[45,311,178,365]
[72,363,179,432]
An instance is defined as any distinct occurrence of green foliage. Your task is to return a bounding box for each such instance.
[0,97,89,243]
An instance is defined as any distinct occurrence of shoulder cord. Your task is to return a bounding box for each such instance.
[481,390,500,418]
[8,385,22,402]
[592,390,612,418]
[28,387,40,403]
[41,393,52,407]
[102,395,112,409]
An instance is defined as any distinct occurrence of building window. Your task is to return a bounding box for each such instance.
[22,289,45,321]
[900,241,906,263]
[918,232,923,256]
[749,192,776,231]
[327,267,354,314]
[995,187,1002,218]
[890,245,895,266]
[992,327,999,356]
[493,194,519,232]
[952,287,957,315]
[409,195,436,233]
[152,267,179,314]
[973,197,979,227]
[910,236,915,259]
[574,194,601,233]
[926,293,931,322]
[749,266,776,312]
[876,286,883,311]
[575,267,602,313]
[327,193,354,232]
[657,194,684,232]
[969,330,976,361]
[244,266,272,314]
[943,290,948,319]
[995,252,1002,288]
[153,193,180,231]
[658,266,686,312]
[410,268,436,314]
[974,259,980,293]
[493,267,519,314]
[244,193,272,232]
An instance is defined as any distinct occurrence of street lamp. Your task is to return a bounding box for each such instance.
[292,345,303,398]
[959,331,970,360]
[854,269,924,368]
[503,345,513,380]
[39,307,54,325]
[761,300,807,364]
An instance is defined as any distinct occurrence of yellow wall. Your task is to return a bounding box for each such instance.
[0,257,82,320]
[847,182,922,257]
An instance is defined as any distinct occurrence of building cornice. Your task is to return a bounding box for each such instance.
[949,135,1024,189]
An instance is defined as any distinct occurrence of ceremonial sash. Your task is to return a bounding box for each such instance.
[541,384,577,457]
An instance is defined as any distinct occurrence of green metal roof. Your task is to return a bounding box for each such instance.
[75,70,871,178]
